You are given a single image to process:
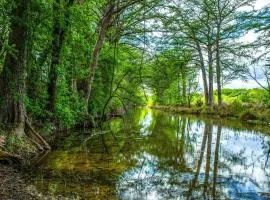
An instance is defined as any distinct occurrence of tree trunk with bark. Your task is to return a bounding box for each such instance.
[0,0,29,135]
[207,45,214,106]
[216,27,222,107]
[0,0,50,150]
[181,66,187,106]
[84,2,115,111]
[47,0,74,113]
[195,41,209,105]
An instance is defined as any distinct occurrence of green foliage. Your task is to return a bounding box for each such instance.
[1,0,270,132]
[262,93,270,108]
[2,0,149,129]
[231,100,243,113]
[196,98,203,107]
[146,49,196,106]
[221,88,268,105]
[5,135,36,155]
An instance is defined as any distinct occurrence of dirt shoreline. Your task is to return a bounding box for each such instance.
[0,163,71,200]
[0,164,42,200]
[0,163,78,200]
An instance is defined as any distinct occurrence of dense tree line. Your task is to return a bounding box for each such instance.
[141,0,270,107]
[0,0,269,146]
[0,0,161,150]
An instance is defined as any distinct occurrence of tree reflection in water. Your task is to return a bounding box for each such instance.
[117,110,270,200]
[27,109,270,199]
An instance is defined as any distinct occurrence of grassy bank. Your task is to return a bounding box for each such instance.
[150,103,270,125]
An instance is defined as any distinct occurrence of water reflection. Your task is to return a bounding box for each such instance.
[28,109,270,199]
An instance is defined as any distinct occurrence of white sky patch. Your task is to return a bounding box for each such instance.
[239,0,270,11]
[238,31,258,44]
[254,0,270,9]
[198,73,260,90]
[226,80,260,89]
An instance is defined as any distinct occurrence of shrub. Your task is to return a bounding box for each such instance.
[231,100,243,114]
[239,110,257,121]
[262,93,270,108]
[196,99,203,107]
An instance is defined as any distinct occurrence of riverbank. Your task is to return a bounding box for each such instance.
[0,137,49,199]
[150,104,270,125]
[1,108,270,199]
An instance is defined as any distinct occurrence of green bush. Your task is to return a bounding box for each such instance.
[196,98,203,107]
[239,110,258,121]
[262,93,270,108]
[231,100,243,114]
[5,135,37,156]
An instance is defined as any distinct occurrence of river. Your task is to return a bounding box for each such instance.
[25,108,270,199]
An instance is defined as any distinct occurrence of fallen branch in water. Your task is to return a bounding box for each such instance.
[83,130,112,143]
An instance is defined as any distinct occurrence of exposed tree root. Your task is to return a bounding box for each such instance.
[0,150,22,164]
[30,150,50,166]
[25,117,51,151]
[25,136,44,151]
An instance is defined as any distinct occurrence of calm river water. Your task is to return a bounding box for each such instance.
[26,108,270,200]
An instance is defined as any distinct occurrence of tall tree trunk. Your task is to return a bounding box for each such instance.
[181,66,187,106]
[84,2,115,111]
[216,27,222,107]
[0,0,29,135]
[195,41,209,106]
[207,45,214,106]
[47,0,74,113]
